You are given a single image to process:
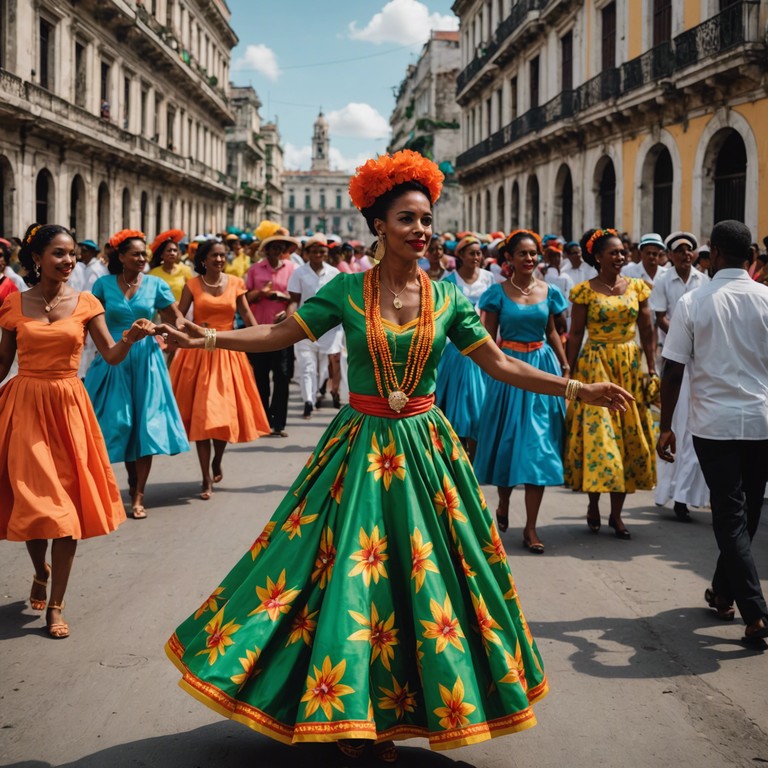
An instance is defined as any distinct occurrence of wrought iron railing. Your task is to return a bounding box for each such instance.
[621,41,674,94]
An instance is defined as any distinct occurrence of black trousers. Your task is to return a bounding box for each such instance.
[693,436,768,625]
[248,347,294,432]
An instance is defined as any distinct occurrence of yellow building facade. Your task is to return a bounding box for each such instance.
[452,0,767,242]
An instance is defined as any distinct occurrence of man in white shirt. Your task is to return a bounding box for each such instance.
[658,220,768,644]
[622,232,667,286]
[561,240,597,285]
[68,239,108,293]
[650,231,710,520]
[288,234,343,419]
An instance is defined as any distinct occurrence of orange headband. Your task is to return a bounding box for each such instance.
[503,229,542,253]
[109,229,146,249]
[349,149,444,211]
[585,228,619,255]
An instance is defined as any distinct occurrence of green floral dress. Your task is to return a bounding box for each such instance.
[564,279,656,492]
[166,271,549,751]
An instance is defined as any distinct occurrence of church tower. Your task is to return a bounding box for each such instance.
[311,111,330,171]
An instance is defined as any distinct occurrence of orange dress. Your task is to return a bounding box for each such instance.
[170,276,270,442]
[0,292,125,541]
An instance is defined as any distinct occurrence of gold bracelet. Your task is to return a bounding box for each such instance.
[204,328,217,352]
[565,378,583,401]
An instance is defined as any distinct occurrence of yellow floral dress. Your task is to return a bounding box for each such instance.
[166,272,548,751]
[564,279,656,492]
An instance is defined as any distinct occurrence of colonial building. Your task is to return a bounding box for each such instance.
[282,112,369,242]
[262,121,284,222]
[0,0,238,242]
[388,30,463,233]
[452,0,767,241]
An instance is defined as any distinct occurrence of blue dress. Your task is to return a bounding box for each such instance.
[84,275,189,463]
[434,269,495,440]
[473,283,568,487]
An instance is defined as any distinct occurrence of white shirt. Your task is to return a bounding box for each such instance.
[449,269,495,308]
[649,266,709,320]
[562,260,597,284]
[68,259,109,293]
[4,266,27,292]
[288,262,342,353]
[622,261,668,286]
[663,269,768,440]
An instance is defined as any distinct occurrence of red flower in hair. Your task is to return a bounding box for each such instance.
[585,228,619,255]
[109,229,146,249]
[349,150,444,211]
[150,229,185,255]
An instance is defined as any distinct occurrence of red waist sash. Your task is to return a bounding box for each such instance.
[349,392,435,418]
[500,339,544,352]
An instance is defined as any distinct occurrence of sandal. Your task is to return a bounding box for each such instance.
[29,563,51,611]
[522,536,545,554]
[743,618,768,647]
[608,516,631,540]
[46,602,70,639]
[212,459,223,484]
[130,505,147,519]
[337,739,369,759]
[704,588,735,621]
[586,507,601,533]
[374,740,398,763]
[495,507,509,533]
[200,487,213,501]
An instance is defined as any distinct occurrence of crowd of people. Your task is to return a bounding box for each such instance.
[1,148,766,760]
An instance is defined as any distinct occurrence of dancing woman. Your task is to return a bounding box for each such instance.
[434,235,494,459]
[170,239,270,499]
[473,230,569,553]
[564,228,657,539]
[84,230,189,519]
[161,151,631,759]
[148,229,192,303]
[0,224,155,637]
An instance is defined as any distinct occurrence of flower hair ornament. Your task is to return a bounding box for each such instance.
[109,229,146,250]
[503,229,542,253]
[25,225,42,244]
[349,149,444,211]
[585,228,619,255]
[150,229,185,255]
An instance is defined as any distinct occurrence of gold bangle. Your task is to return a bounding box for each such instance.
[204,328,217,352]
[565,379,582,401]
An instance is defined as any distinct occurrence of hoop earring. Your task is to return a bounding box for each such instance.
[374,235,386,263]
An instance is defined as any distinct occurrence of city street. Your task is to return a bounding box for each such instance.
[1,386,767,768]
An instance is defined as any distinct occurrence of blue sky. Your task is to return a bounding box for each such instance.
[227,0,458,172]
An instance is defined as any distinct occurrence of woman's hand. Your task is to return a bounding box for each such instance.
[155,322,201,349]
[578,382,634,412]
[122,318,156,345]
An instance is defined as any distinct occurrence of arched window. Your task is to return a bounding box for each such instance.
[0,157,12,236]
[155,195,162,232]
[526,175,539,233]
[35,169,54,225]
[98,183,111,247]
[496,185,505,232]
[713,130,746,223]
[484,189,492,232]
[554,164,573,241]
[475,193,481,232]
[596,157,616,227]
[652,147,673,238]
[70,175,86,237]
[122,188,131,228]
[510,181,520,229]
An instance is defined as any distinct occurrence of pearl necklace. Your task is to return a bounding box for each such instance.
[511,277,535,295]
[201,273,224,289]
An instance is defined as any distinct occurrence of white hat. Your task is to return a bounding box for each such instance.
[304,233,329,249]
[665,231,698,251]
[259,233,300,255]
[638,233,665,249]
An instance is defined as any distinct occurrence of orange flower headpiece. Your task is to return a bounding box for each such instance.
[109,229,145,250]
[349,149,444,211]
[501,229,542,254]
[150,229,185,255]
[585,228,619,255]
[455,235,480,254]
[25,225,42,244]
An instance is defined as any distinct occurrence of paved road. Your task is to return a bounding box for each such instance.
[1,387,767,768]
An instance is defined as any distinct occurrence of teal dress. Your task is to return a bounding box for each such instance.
[84,275,189,463]
[166,271,548,751]
[473,283,568,487]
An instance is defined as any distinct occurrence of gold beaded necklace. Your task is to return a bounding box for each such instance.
[363,265,435,412]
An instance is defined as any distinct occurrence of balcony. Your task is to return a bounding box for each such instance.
[456,1,762,172]
[456,0,547,97]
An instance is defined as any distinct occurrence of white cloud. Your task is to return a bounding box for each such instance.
[326,103,391,140]
[349,0,458,46]
[233,44,279,81]
[283,144,376,174]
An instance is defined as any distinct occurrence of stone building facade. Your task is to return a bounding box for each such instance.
[452,0,767,241]
[282,112,369,242]
[0,0,237,243]
[388,30,463,234]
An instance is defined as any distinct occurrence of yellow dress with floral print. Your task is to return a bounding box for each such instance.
[564,278,656,492]
[166,272,548,751]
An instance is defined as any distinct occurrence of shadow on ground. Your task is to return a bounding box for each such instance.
[3,721,478,768]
